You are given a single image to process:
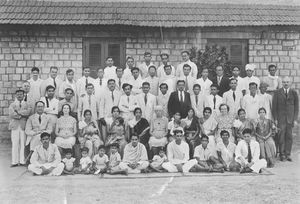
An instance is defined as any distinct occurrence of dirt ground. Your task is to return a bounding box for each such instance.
[1,125,300,204]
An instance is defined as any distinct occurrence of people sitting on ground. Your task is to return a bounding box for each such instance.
[55,104,77,155]
[90,145,109,175]
[75,147,92,174]
[162,128,192,173]
[149,106,168,158]
[106,143,128,175]
[62,148,76,175]
[254,108,276,168]
[119,135,149,174]
[235,128,267,173]
[28,132,64,176]
[149,147,168,172]
[186,134,224,173]
[216,130,240,172]
[78,110,103,158]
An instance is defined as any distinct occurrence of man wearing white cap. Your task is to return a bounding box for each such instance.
[243,64,260,95]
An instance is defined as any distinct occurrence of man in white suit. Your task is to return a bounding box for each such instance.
[177,64,196,93]
[136,82,156,123]
[190,84,207,118]
[119,83,138,121]
[176,51,198,78]
[76,67,95,97]
[223,78,243,116]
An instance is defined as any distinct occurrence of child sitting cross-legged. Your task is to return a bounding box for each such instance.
[149,147,168,172]
[62,148,76,175]
[107,143,128,175]
[90,145,109,175]
[74,147,92,174]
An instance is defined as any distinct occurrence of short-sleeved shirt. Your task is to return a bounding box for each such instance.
[62,157,75,171]
[80,156,92,169]
[194,145,212,161]
[216,142,236,165]
[93,154,109,169]
[151,155,167,168]
[109,152,121,167]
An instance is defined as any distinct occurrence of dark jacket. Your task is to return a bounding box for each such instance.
[211,75,230,97]
[168,91,191,118]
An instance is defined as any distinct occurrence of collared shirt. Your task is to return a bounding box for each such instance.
[216,142,236,166]
[40,77,63,98]
[59,79,77,99]
[230,76,246,94]
[178,90,185,102]
[235,140,260,163]
[262,75,282,92]
[114,76,126,92]
[123,67,141,82]
[78,94,98,121]
[144,76,159,96]
[30,143,61,168]
[99,89,121,118]
[159,75,177,94]
[9,100,31,130]
[156,92,170,118]
[205,94,223,116]
[177,75,196,93]
[243,76,260,94]
[119,94,138,113]
[195,77,212,96]
[128,76,144,95]
[136,92,156,122]
[223,89,243,116]
[28,78,43,103]
[194,145,212,161]
[241,94,263,120]
[76,76,95,97]
[138,62,154,79]
[176,60,198,78]
[167,140,189,164]
[25,113,52,137]
[93,154,109,169]
[40,97,59,115]
[93,77,108,100]
[104,66,117,80]
[58,99,76,113]
[190,93,206,118]
[157,63,176,78]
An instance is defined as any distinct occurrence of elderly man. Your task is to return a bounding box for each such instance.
[28,132,64,176]
[119,135,149,173]
[272,76,299,161]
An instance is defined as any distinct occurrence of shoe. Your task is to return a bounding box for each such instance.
[10,164,18,168]
[94,169,101,175]
[280,155,284,161]
[286,156,292,162]
[240,167,246,174]
[19,163,26,167]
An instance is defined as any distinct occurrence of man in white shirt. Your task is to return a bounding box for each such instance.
[119,83,138,121]
[156,83,170,118]
[261,64,282,96]
[76,67,95,97]
[243,64,260,95]
[241,82,263,120]
[28,67,43,109]
[93,68,108,100]
[258,82,272,119]
[138,52,154,79]
[78,83,99,121]
[40,66,62,98]
[230,66,246,96]
[176,51,198,78]
[123,56,138,81]
[157,53,175,79]
[103,56,117,80]
[59,69,77,108]
[206,84,223,116]
[195,68,212,97]
[114,67,126,92]
[144,65,159,96]
[159,65,177,94]
[177,64,196,93]
[162,128,193,173]
[28,132,64,176]
[191,84,207,118]
[136,82,156,123]
[129,67,144,95]
[235,128,267,173]
[223,78,243,116]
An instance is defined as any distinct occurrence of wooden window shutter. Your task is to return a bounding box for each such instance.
[88,43,102,67]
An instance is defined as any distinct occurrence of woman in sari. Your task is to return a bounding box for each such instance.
[199,107,218,157]
[215,104,235,144]
[78,109,103,157]
[233,108,255,142]
[255,107,276,168]
[128,107,151,157]
[55,104,77,155]
[182,108,201,158]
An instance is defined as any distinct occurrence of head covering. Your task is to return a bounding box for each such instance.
[154,105,163,111]
[245,64,256,71]
[173,127,184,134]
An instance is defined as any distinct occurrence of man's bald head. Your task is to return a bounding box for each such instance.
[282,76,292,89]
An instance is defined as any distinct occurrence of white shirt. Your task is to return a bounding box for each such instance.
[99,89,121,118]
[93,77,108,100]
[176,60,198,78]
[177,75,196,93]
[258,93,272,119]
[159,75,177,94]
[243,76,260,94]
[156,92,170,118]
[194,145,213,161]
[28,78,43,103]
[235,140,260,163]
[205,94,223,116]
[157,63,176,78]
[190,93,207,118]
[167,140,189,164]
[119,94,138,120]
[80,156,92,169]
[195,77,212,96]
[223,89,243,116]
[144,76,159,96]
[177,90,185,102]
[136,92,156,122]
[40,96,59,115]
[78,94,99,121]
[104,66,117,80]
[138,62,154,79]
[216,142,236,166]
[123,67,141,82]
[76,76,95,97]
[40,77,63,98]
[241,94,263,120]
[230,76,246,95]
[128,76,144,95]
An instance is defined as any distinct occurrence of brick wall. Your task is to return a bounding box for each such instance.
[0,25,299,140]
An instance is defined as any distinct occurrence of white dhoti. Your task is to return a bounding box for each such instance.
[162,160,197,173]
[236,157,267,173]
[119,161,149,173]
[28,162,64,176]
[208,135,217,157]
[11,126,26,165]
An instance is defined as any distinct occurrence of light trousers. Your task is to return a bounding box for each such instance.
[119,161,149,173]
[236,157,267,173]
[162,160,197,173]
[11,126,26,165]
[28,163,64,176]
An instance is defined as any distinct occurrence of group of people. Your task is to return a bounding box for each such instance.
[8,50,299,176]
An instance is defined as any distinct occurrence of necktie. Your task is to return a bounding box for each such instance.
[38,115,41,124]
[53,78,57,88]
[86,78,88,87]
[127,96,130,103]
[213,95,216,109]
[19,101,22,108]
[195,95,198,105]
[144,94,147,105]
[185,76,189,91]
[233,91,236,101]
[119,78,121,90]
[247,142,252,163]
[45,97,49,108]
[88,95,91,107]
[285,89,288,98]
[111,91,114,102]
[217,77,220,86]
[24,94,27,102]
[180,91,183,102]
[99,78,102,86]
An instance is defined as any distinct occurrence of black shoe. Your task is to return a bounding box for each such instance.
[240,167,246,174]
[10,164,18,168]
[280,155,284,161]
[286,156,292,162]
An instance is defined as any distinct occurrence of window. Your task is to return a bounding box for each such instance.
[83,38,126,78]
[207,39,248,77]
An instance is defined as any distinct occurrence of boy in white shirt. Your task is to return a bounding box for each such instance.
[91,145,109,175]
[62,148,76,175]
[103,57,117,80]
[195,68,212,96]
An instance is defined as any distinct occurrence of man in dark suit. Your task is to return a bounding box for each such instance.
[211,65,230,97]
[272,76,299,161]
[168,80,191,118]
